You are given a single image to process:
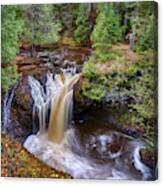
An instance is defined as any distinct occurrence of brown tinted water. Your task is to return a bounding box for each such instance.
[24,71,152,180]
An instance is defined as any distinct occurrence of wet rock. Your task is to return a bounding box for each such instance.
[20,50,31,57]
[15,57,40,75]
[13,76,33,111]
[15,57,34,66]
[36,51,50,63]
[75,64,83,73]
[49,49,65,66]
[62,60,76,68]
[140,148,157,170]
[37,51,49,58]
[9,76,36,143]
[17,45,92,73]
[7,118,33,143]
[18,65,37,74]
[140,148,158,180]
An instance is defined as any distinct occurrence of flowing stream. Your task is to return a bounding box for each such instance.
[23,68,152,180]
[3,83,18,131]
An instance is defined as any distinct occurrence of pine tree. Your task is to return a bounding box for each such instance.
[1,5,24,91]
[1,5,24,64]
[91,3,121,61]
[74,3,92,45]
[25,5,62,57]
[125,1,157,51]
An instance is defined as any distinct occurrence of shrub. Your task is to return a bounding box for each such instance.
[82,59,100,79]
[82,80,106,101]
[1,66,20,91]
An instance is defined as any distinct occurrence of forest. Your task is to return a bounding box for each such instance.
[1,2,157,180]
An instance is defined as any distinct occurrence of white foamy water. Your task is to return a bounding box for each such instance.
[28,67,79,138]
[24,68,152,180]
[24,129,151,180]
[3,83,18,131]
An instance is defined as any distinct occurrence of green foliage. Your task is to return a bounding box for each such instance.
[82,59,99,78]
[81,56,106,101]
[129,2,156,51]
[1,2,157,154]
[24,5,62,55]
[81,49,156,144]
[74,4,92,44]
[128,59,156,123]
[91,3,121,61]
[1,5,24,64]
[137,15,155,51]
[108,52,156,143]
[1,6,23,91]
[82,80,106,101]
[103,52,156,125]
[81,56,109,101]
[1,66,20,91]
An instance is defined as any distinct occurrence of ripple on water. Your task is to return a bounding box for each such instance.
[24,127,152,180]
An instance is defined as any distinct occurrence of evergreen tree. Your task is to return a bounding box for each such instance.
[1,5,24,64]
[127,1,157,51]
[25,5,62,57]
[74,3,92,45]
[91,3,121,61]
[138,14,155,51]
[1,6,24,91]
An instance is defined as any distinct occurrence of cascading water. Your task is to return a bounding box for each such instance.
[3,83,18,132]
[28,68,79,142]
[24,68,152,180]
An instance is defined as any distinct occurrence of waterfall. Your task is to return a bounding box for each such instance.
[28,68,80,143]
[3,83,18,131]
[24,68,152,180]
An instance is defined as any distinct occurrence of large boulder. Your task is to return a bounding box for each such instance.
[13,76,33,111]
[8,76,36,143]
